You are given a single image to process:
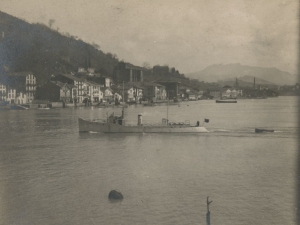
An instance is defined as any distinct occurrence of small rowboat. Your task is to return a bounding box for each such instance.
[216,100,237,103]
[255,128,274,133]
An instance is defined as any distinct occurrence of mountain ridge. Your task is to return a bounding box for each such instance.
[186,63,298,85]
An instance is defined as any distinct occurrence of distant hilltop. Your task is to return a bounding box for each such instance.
[186,63,298,85]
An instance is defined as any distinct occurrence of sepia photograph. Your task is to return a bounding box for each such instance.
[0,0,299,224]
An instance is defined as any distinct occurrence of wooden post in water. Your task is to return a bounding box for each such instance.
[206,196,212,225]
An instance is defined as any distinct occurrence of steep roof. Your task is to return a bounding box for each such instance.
[118,62,144,71]
[0,73,31,92]
[141,81,165,87]
[60,73,83,82]
[112,83,145,91]
[100,87,113,92]
[154,78,181,84]
[85,80,101,86]
[6,71,33,77]
[50,81,77,89]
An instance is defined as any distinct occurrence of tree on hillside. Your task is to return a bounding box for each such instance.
[142,62,151,70]
[92,42,100,50]
[48,19,55,28]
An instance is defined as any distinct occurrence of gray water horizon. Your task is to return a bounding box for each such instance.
[0,96,298,225]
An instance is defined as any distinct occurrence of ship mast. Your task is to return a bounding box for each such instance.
[167,91,169,124]
[122,81,125,119]
[122,81,124,104]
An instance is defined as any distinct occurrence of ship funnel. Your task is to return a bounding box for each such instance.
[138,114,142,126]
[162,118,168,125]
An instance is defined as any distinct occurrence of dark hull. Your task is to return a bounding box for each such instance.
[216,100,237,103]
[255,128,274,133]
[78,118,209,133]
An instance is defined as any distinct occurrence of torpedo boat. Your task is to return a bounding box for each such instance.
[78,109,209,133]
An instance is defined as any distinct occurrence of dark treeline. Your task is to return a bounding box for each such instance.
[0,11,119,84]
[143,64,218,91]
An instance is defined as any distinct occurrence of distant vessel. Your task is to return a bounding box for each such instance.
[216,100,237,103]
[255,128,274,133]
[10,105,29,110]
[37,106,50,110]
[143,102,156,107]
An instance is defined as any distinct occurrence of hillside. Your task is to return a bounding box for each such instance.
[217,76,275,88]
[186,63,298,85]
[0,11,119,83]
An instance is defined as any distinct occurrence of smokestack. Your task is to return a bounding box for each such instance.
[236,78,239,88]
[138,114,142,126]
[253,77,256,89]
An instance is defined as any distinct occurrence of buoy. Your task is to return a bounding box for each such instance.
[108,190,123,201]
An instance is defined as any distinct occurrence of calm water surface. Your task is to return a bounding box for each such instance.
[0,96,298,225]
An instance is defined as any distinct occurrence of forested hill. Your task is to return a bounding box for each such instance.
[0,11,120,83]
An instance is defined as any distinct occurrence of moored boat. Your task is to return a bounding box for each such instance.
[143,102,156,107]
[10,105,29,110]
[216,100,237,103]
[255,128,274,133]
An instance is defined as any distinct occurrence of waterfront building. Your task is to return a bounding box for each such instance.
[100,87,114,103]
[197,90,204,99]
[142,82,166,102]
[0,83,7,101]
[156,80,180,100]
[84,81,103,103]
[236,89,243,97]
[55,73,85,103]
[35,81,78,103]
[56,68,114,104]
[113,62,144,84]
[0,72,37,104]
[186,90,198,100]
[76,67,113,88]
[94,76,112,88]
[209,88,221,99]
[179,86,198,100]
[6,87,16,103]
[114,92,122,103]
[112,83,144,103]
[54,73,113,104]
[221,88,243,98]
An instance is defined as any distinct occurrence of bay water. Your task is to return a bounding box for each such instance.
[0,96,298,225]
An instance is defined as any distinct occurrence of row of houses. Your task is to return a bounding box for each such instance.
[0,63,244,106]
[0,72,37,104]
[209,86,243,99]
[0,70,170,105]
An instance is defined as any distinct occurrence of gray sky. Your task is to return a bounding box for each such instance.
[0,0,299,74]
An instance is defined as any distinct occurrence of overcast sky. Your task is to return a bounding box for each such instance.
[0,0,299,74]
